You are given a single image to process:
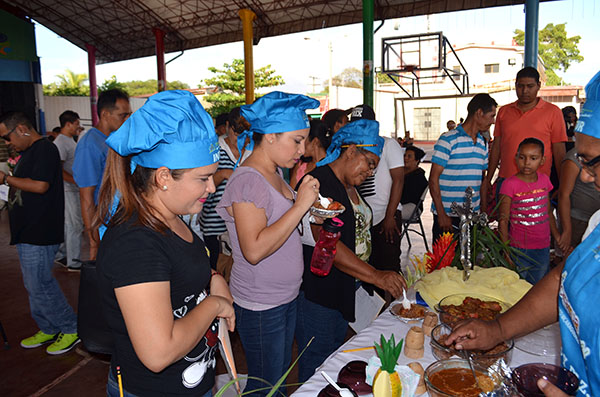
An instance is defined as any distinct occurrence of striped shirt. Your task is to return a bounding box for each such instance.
[500,172,552,249]
[199,135,251,236]
[431,125,488,215]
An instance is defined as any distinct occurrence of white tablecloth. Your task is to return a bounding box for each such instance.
[292,300,561,396]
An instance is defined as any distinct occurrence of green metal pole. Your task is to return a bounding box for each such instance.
[363,0,374,107]
[524,0,539,68]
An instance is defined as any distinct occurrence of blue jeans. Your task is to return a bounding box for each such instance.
[513,247,550,284]
[17,244,77,334]
[106,369,213,397]
[295,292,349,383]
[234,298,297,396]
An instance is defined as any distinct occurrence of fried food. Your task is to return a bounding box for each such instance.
[390,303,426,318]
[313,200,343,211]
[441,297,502,323]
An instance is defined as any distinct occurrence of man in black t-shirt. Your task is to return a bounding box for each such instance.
[0,112,79,355]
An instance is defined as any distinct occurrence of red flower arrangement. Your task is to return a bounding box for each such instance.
[425,232,457,273]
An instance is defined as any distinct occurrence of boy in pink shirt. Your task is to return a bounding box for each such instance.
[499,138,560,284]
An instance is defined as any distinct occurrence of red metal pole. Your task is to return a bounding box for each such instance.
[153,28,166,92]
[85,43,98,126]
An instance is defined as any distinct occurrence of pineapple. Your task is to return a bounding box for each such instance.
[373,334,404,397]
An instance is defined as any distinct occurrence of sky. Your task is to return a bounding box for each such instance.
[34,0,599,94]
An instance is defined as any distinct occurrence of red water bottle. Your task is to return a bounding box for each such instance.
[310,217,344,276]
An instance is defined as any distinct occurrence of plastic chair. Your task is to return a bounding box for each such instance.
[399,187,430,252]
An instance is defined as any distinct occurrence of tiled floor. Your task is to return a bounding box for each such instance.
[0,165,434,396]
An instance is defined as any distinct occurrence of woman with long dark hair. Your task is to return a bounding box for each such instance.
[96,90,234,397]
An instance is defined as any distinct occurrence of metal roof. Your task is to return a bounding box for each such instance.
[4,0,553,64]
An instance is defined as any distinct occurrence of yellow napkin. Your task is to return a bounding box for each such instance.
[414,266,532,309]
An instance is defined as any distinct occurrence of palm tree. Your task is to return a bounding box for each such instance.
[56,69,88,89]
[49,69,90,96]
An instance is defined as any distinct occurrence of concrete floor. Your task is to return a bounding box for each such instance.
[0,165,434,396]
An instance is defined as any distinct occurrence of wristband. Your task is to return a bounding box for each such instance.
[2,174,7,185]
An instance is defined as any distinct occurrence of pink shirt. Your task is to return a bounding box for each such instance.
[216,167,303,310]
[500,172,553,249]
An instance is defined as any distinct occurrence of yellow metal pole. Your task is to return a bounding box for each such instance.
[239,9,256,104]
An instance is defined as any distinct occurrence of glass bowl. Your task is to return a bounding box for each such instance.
[310,204,346,219]
[436,293,511,327]
[512,363,579,397]
[337,360,372,395]
[389,303,427,323]
[424,358,501,397]
[429,323,514,368]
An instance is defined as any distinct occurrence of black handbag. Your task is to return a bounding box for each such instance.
[77,260,114,355]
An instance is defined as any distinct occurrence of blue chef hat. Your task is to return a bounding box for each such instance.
[106,90,220,171]
[316,119,384,166]
[237,91,320,155]
[575,70,600,139]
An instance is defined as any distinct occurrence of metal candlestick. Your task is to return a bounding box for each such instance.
[450,187,488,281]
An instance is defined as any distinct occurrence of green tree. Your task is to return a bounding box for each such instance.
[376,72,394,84]
[513,23,583,86]
[324,67,363,89]
[118,79,190,96]
[202,59,284,116]
[43,69,89,96]
[98,75,127,93]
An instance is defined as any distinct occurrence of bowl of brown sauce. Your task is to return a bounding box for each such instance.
[424,358,499,397]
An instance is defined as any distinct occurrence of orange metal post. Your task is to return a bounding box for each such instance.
[239,9,256,104]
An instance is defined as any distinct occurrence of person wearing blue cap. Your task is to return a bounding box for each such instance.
[216,91,321,395]
[446,70,600,397]
[295,119,407,382]
[94,90,235,397]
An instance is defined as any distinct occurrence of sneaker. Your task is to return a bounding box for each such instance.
[67,262,82,272]
[46,333,80,355]
[54,257,68,267]
[20,331,57,348]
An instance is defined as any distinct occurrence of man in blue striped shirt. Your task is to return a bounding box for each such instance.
[429,94,497,241]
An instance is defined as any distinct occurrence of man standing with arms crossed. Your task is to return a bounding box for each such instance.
[482,67,567,211]
[73,89,131,260]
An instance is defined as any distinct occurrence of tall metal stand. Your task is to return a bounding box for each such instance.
[450,187,488,281]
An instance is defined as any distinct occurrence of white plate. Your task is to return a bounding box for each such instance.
[309,204,345,219]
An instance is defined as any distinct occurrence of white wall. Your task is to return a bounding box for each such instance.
[328,85,399,138]
[395,89,519,141]
[42,96,146,133]
[448,47,524,89]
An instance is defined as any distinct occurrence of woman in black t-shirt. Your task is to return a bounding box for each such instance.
[95,91,235,397]
[295,120,407,382]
